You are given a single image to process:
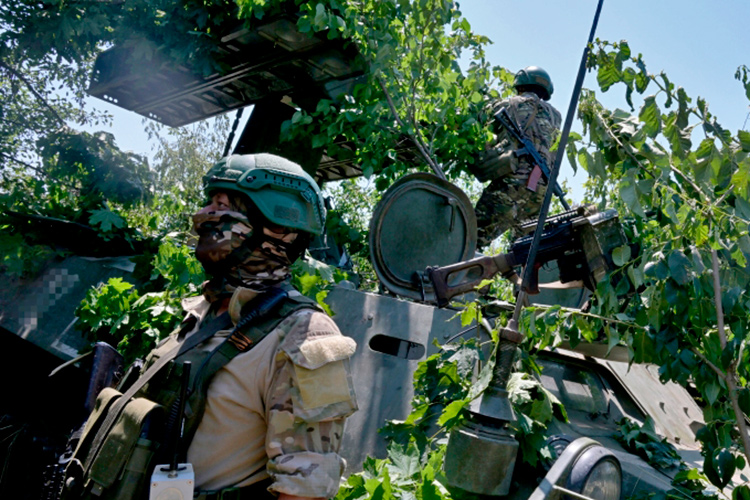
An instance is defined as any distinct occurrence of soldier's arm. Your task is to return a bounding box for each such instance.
[265,310,358,499]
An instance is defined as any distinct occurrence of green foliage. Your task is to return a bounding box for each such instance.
[336,441,450,500]
[561,39,750,490]
[506,372,566,468]
[37,129,151,206]
[629,467,722,500]
[280,0,500,188]
[6,0,750,492]
[0,231,62,279]
[75,239,204,363]
[322,178,380,289]
[615,417,682,470]
[292,257,349,315]
[379,341,482,454]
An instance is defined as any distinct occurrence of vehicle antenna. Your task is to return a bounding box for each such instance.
[510,0,606,328]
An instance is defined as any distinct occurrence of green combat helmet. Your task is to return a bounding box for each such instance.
[513,66,554,101]
[203,153,326,235]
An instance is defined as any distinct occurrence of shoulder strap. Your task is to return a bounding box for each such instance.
[517,93,540,135]
[180,288,319,449]
[190,289,321,395]
[82,312,234,473]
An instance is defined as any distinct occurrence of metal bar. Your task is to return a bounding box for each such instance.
[511,0,605,325]
[553,485,594,500]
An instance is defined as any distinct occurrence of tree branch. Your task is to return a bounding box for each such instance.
[0,60,66,126]
[0,151,46,176]
[377,77,446,179]
[0,152,79,191]
[691,348,727,381]
[709,248,750,464]
[712,250,728,349]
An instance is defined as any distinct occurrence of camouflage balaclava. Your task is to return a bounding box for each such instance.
[192,192,306,303]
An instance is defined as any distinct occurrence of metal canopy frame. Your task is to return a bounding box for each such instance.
[88,15,365,128]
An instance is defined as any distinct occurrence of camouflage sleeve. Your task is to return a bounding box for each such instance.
[265,310,358,498]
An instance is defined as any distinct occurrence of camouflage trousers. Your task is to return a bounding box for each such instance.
[474,165,547,248]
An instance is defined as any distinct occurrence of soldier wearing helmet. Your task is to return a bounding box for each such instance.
[470,66,562,248]
[184,154,358,499]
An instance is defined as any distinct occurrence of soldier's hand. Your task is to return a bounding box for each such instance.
[468,148,513,183]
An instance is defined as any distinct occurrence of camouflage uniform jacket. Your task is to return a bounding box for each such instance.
[181,288,358,498]
[474,92,562,246]
[490,91,561,168]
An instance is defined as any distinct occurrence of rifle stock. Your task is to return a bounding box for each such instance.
[426,253,518,308]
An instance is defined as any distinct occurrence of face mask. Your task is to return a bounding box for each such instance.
[192,209,300,291]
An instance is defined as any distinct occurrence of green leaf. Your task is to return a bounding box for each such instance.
[437,399,467,427]
[530,396,553,423]
[739,130,750,152]
[89,209,125,232]
[738,388,750,415]
[639,96,661,138]
[705,381,720,405]
[667,250,691,285]
[619,180,646,217]
[663,114,691,159]
[597,62,621,92]
[705,448,736,489]
[459,301,480,327]
[731,161,750,196]
[606,325,620,356]
[612,245,631,267]
[387,442,420,479]
[468,353,495,399]
[677,87,691,129]
[733,484,750,500]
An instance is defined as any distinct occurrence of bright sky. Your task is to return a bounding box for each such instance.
[458,0,750,198]
[87,0,750,201]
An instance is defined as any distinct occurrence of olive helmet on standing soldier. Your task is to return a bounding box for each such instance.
[513,66,554,101]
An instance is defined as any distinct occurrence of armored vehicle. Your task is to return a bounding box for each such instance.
[0,8,733,500]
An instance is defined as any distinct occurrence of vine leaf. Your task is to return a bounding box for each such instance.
[437,399,467,427]
[89,209,125,232]
[387,442,420,480]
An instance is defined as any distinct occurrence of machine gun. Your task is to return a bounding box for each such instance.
[427,206,629,308]
[494,108,570,211]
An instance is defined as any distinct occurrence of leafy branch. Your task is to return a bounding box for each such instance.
[0,60,65,126]
[571,39,750,489]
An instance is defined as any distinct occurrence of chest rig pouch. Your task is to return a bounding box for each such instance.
[61,287,320,500]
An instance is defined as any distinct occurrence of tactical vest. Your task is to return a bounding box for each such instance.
[492,92,561,170]
[61,288,320,500]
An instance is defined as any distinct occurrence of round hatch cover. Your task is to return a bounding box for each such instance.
[369,173,477,302]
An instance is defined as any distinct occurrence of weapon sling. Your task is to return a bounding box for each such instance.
[81,287,290,477]
[81,312,232,474]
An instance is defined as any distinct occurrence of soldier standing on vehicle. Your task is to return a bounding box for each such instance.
[470,66,562,248]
